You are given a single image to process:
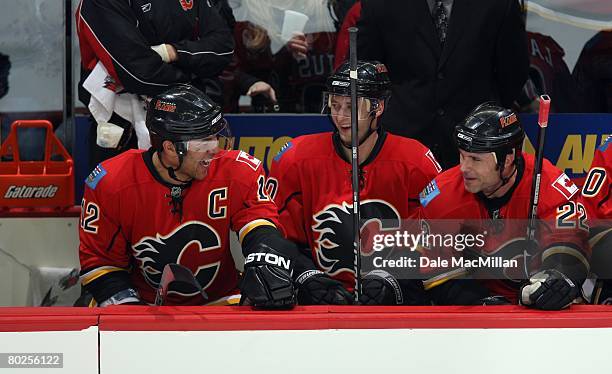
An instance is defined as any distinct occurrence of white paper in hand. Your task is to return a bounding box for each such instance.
[280,10,309,42]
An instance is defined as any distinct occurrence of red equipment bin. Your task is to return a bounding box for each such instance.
[0,120,74,208]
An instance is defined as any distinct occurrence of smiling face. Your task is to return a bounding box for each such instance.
[329,95,383,146]
[162,137,221,181]
[459,149,505,194]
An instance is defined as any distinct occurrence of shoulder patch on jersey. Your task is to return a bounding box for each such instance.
[600,135,611,152]
[419,180,441,207]
[425,149,442,173]
[551,173,579,200]
[236,150,262,171]
[85,164,107,190]
[273,141,293,162]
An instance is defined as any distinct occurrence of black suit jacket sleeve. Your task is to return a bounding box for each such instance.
[495,0,529,107]
[356,0,385,62]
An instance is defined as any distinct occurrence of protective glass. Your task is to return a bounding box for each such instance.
[321,93,379,120]
[180,119,234,160]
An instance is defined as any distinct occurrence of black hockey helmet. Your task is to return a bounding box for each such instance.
[455,102,525,169]
[323,60,391,148]
[146,84,229,149]
[325,60,391,100]
[146,84,232,182]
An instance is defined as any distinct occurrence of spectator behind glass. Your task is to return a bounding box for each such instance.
[573,30,612,113]
[516,31,581,114]
[357,0,529,169]
[76,0,234,169]
[222,0,356,113]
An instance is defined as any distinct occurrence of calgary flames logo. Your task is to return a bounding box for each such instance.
[133,221,221,296]
[179,0,193,11]
[312,200,400,276]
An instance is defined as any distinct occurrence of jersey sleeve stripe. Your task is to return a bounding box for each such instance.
[204,293,241,306]
[80,266,128,286]
[176,49,234,56]
[590,227,612,248]
[238,219,277,244]
[423,268,470,291]
[541,245,590,273]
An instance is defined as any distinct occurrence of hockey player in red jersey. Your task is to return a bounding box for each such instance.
[581,135,611,221]
[79,84,303,307]
[418,103,589,310]
[580,135,612,304]
[268,60,441,305]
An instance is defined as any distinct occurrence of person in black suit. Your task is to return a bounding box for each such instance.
[357,0,529,168]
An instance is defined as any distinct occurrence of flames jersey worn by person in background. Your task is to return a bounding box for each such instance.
[223,20,336,113]
[518,32,579,113]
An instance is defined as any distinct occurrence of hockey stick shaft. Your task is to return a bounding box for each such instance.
[527,95,551,238]
[348,27,361,302]
[524,95,551,276]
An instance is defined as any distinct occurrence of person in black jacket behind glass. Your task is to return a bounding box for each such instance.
[76,0,234,168]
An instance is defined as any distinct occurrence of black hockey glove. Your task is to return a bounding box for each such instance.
[360,270,426,305]
[295,270,354,305]
[520,269,578,310]
[239,244,295,309]
[477,296,512,306]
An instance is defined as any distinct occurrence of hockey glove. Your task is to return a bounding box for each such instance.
[520,269,578,310]
[361,270,413,305]
[239,244,295,309]
[295,270,353,305]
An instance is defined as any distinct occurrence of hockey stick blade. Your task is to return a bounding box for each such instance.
[154,263,209,306]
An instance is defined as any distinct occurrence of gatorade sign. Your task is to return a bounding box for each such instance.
[3,185,59,199]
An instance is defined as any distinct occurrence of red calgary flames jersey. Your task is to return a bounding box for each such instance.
[524,32,579,112]
[269,131,441,289]
[580,135,611,221]
[418,153,589,302]
[79,149,278,305]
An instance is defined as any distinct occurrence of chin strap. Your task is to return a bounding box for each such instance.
[484,159,518,198]
[157,150,191,184]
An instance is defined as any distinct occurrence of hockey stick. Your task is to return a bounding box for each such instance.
[154,263,208,306]
[348,27,362,302]
[524,95,551,278]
